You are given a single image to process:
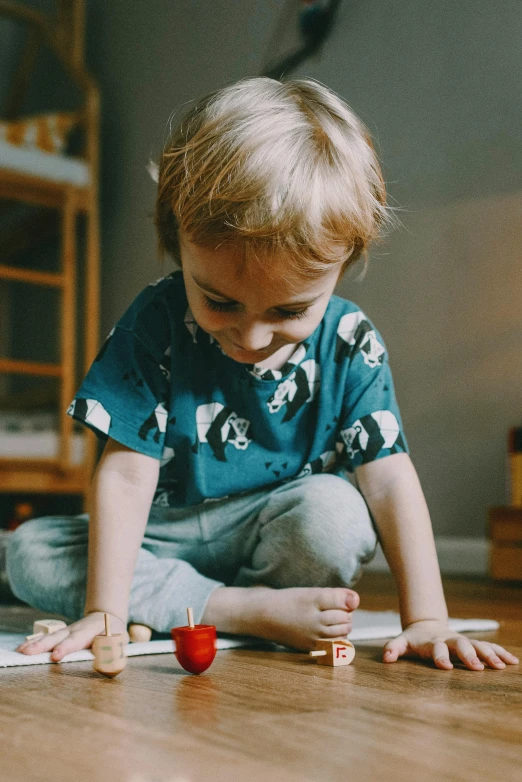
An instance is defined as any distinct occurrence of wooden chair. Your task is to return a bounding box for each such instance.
[0,0,100,505]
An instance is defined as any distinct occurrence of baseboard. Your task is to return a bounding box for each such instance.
[365,537,489,577]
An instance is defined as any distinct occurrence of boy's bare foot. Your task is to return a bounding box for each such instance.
[201,586,359,651]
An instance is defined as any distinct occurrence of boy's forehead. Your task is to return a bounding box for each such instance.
[182,236,337,298]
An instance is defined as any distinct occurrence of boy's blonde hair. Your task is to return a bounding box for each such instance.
[155,78,390,277]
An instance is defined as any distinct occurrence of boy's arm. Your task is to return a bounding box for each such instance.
[355,452,447,627]
[84,437,160,623]
[355,453,518,670]
[16,437,159,661]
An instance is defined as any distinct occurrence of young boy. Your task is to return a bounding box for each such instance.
[8,78,517,671]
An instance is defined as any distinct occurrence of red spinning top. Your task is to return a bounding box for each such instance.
[171,607,217,674]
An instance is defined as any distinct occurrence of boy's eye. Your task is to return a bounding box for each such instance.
[276,308,309,320]
[204,296,237,313]
[203,295,309,320]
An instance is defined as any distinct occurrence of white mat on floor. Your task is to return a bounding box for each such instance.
[0,611,499,668]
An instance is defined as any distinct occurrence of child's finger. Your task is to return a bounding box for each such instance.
[383,635,408,662]
[469,641,507,669]
[16,628,70,655]
[487,643,519,665]
[49,625,101,662]
[431,640,453,669]
[450,637,484,670]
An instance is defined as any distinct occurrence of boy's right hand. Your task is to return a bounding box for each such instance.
[15,612,129,662]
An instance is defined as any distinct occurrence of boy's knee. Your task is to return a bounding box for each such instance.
[267,474,377,583]
[6,519,41,601]
[6,515,88,605]
[291,474,375,548]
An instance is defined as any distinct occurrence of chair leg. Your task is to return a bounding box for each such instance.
[59,188,77,471]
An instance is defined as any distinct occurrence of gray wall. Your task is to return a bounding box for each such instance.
[4,2,519,537]
[299,0,522,537]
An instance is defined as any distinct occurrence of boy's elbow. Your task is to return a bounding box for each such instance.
[355,452,414,500]
[95,437,160,491]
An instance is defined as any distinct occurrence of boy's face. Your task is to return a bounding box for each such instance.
[180,235,341,366]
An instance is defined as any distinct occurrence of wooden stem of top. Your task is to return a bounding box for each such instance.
[104,613,110,636]
[187,607,195,628]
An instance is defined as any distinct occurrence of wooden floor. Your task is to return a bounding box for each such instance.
[1,574,521,782]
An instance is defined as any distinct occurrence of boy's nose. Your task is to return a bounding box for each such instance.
[232,322,273,352]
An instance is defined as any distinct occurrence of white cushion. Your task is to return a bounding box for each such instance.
[0,140,90,186]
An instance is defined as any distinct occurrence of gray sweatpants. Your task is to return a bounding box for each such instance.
[6,474,377,633]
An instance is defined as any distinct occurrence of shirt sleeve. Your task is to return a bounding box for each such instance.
[335,310,409,472]
[67,315,171,460]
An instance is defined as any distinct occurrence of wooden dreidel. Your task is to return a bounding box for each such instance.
[92,613,127,677]
[128,623,152,643]
[171,607,217,674]
[26,618,67,641]
[309,638,355,667]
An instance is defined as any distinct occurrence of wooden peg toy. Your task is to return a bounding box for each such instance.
[309,638,355,667]
[171,607,217,674]
[92,613,127,678]
[32,619,67,635]
[128,623,153,643]
[26,619,67,640]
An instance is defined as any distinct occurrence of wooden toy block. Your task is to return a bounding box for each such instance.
[128,623,153,643]
[488,506,522,581]
[92,614,127,678]
[171,607,217,674]
[309,638,355,666]
[32,619,67,635]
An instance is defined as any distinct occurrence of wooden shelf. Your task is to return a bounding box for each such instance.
[0,0,100,508]
[0,358,62,377]
[0,167,90,211]
[0,459,88,493]
[0,264,65,288]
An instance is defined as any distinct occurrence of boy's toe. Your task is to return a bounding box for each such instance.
[344,589,359,610]
[317,587,359,612]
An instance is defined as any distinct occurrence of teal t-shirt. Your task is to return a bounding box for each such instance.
[68,271,408,507]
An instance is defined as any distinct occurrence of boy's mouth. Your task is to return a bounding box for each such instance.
[227,342,273,362]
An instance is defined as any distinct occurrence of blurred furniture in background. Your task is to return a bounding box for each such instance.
[0,0,99,508]
[488,427,522,581]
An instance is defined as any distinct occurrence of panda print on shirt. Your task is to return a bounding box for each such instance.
[67,398,111,434]
[297,450,336,478]
[338,410,407,465]
[192,402,252,462]
[260,344,320,422]
[152,446,179,506]
[138,402,168,445]
[335,311,386,368]
[266,358,320,422]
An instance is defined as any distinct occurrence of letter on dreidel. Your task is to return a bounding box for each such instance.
[92,614,127,677]
[309,638,355,666]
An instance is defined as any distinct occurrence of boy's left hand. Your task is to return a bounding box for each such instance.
[383,619,519,670]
